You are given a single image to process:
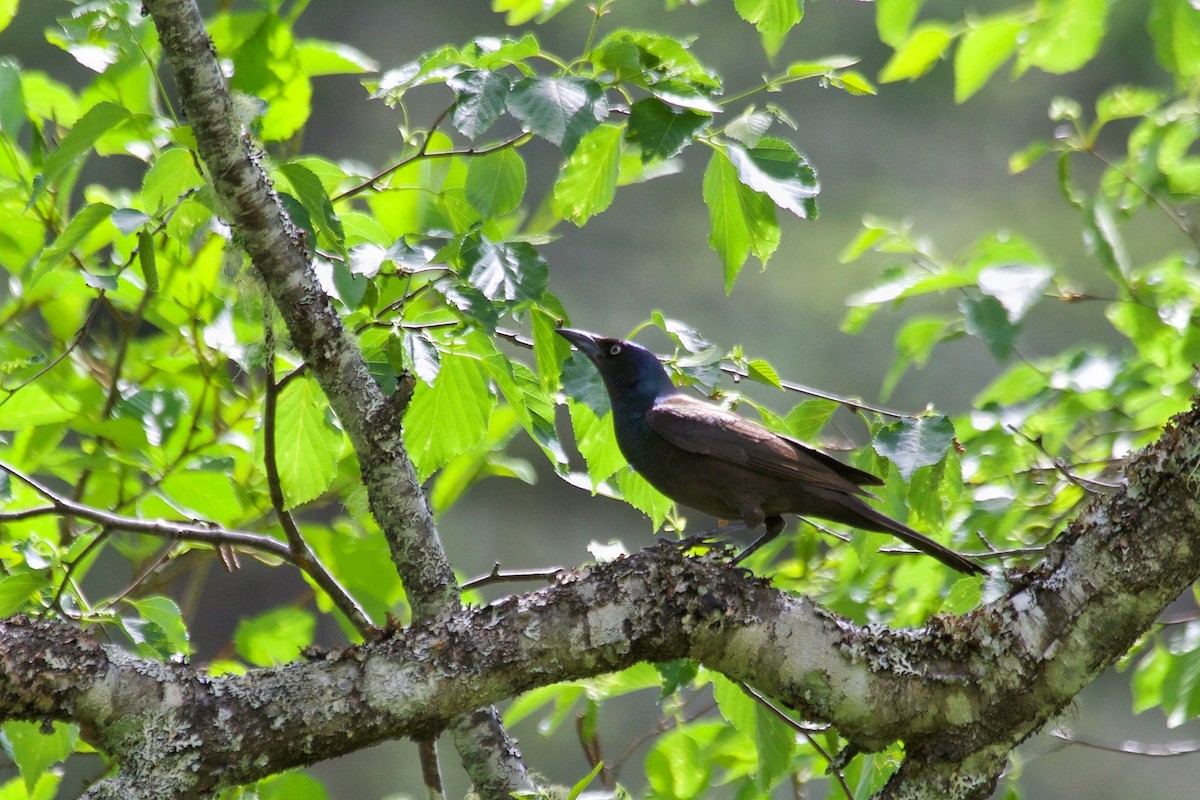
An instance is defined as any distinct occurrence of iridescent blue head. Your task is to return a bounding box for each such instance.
[556,328,677,407]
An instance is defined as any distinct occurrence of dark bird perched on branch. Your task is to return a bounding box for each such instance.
[556,328,986,576]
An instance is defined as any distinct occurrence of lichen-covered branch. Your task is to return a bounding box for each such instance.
[4,400,1200,798]
[140,0,529,795]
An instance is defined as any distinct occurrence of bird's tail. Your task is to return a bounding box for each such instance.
[833,497,988,576]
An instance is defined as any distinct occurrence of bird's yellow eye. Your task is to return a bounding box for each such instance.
[608,344,622,356]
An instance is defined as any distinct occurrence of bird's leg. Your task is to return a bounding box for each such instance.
[733,514,786,565]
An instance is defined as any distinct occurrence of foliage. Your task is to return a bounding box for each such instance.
[0,0,1197,797]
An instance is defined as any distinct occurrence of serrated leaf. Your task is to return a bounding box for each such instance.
[450,69,513,139]
[746,358,782,388]
[0,60,22,142]
[877,0,924,47]
[507,76,607,154]
[404,352,494,479]
[128,596,191,657]
[726,137,819,220]
[879,23,955,83]
[2,721,76,793]
[110,207,150,236]
[142,148,204,213]
[0,573,46,616]
[734,0,803,38]
[274,376,341,508]
[873,415,955,480]
[702,147,780,292]
[1149,0,1200,78]
[295,38,378,76]
[626,98,709,163]
[783,399,838,440]
[645,730,709,799]
[42,101,130,184]
[961,294,1017,360]
[30,202,115,283]
[954,17,1023,102]
[278,161,344,252]
[234,607,315,667]
[461,233,549,302]
[615,468,674,530]
[1017,0,1107,75]
[465,148,526,217]
[554,124,622,225]
[655,659,699,697]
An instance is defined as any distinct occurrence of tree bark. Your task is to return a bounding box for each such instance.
[2,398,1199,797]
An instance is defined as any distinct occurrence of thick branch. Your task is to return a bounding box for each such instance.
[5,403,1197,799]
[142,0,528,795]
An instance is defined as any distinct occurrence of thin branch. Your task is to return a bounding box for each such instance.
[1050,728,1200,757]
[334,131,532,202]
[738,682,851,800]
[494,327,917,419]
[1007,425,1120,494]
[418,739,445,800]
[0,462,291,559]
[460,562,565,591]
[262,314,373,633]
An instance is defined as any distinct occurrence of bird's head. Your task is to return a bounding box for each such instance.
[556,328,676,400]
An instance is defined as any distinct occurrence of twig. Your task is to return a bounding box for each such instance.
[1050,728,1200,757]
[418,738,446,800]
[0,462,291,557]
[262,313,373,632]
[737,681,850,800]
[0,299,102,408]
[460,562,565,591]
[334,130,531,202]
[1007,425,1120,494]
[494,327,917,419]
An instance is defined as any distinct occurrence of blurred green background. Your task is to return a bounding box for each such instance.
[4,1,1195,797]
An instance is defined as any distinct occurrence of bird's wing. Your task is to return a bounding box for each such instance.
[645,395,881,495]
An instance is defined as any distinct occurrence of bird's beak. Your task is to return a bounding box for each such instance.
[555,328,602,359]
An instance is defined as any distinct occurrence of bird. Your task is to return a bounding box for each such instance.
[556,328,986,576]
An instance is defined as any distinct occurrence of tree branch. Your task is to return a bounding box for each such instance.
[142,0,530,795]
[5,395,1199,799]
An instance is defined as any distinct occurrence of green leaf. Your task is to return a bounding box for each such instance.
[450,70,512,139]
[733,0,803,38]
[879,23,955,83]
[554,124,623,226]
[0,0,15,36]
[2,721,76,793]
[1084,196,1131,283]
[30,202,115,283]
[1095,85,1165,125]
[234,607,316,667]
[0,384,81,429]
[0,58,25,137]
[404,352,495,479]
[961,294,1017,360]
[569,402,625,490]
[128,596,191,657]
[0,573,46,616]
[745,359,782,388]
[702,147,780,292]
[876,0,924,47]
[873,415,955,481]
[645,730,709,799]
[507,76,608,154]
[655,659,699,697]
[465,148,526,217]
[295,38,378,76]
[626,98,709,163]
[274,376,341,508]
[565,762,604,800]
[726,137,819,219]
[461,232,549,302]
[142,148,204,213]
[278,161,345,252]
[783,399,838,440]
[42,101,131,185]
[1149,0,1200,77]
[882,315,956,398]
[615,468,674,530]
[1017,0,1107,75]
[954,17,1023,102]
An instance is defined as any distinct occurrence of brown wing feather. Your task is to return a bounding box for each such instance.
[645,395,880,496]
